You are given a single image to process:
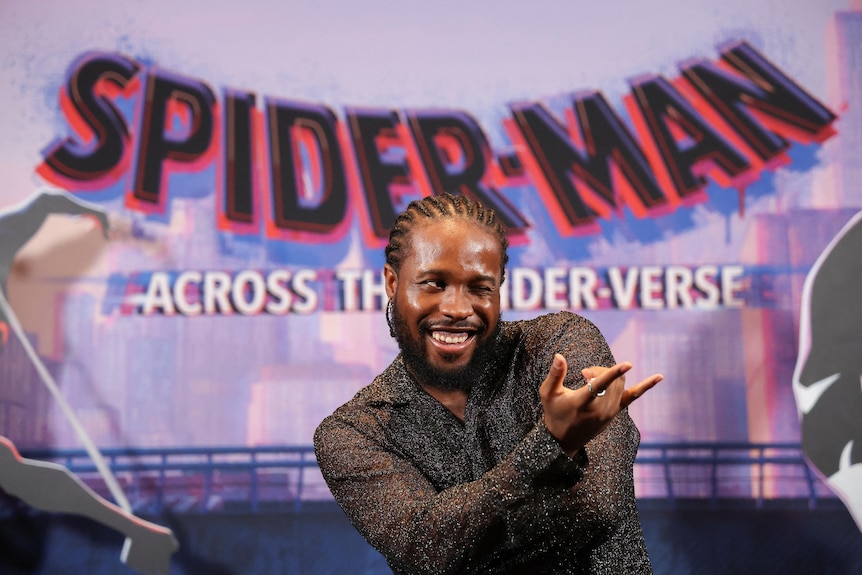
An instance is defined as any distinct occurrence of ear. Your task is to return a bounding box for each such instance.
[384,264,398,300]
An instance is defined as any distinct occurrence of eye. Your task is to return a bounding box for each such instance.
[472,284,495,294]
[424,279,444,289]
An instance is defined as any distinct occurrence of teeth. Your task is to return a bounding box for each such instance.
[432,332,469,344]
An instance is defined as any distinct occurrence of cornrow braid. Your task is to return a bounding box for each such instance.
[385,192,509,283]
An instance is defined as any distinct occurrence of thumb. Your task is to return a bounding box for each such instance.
[540,353,568,397]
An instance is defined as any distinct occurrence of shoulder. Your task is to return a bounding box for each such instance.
[503,310,603,344]
[313,361,405,448]
[500,311,613,374]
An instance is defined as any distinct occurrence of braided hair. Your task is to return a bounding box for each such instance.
[385,193,509,283]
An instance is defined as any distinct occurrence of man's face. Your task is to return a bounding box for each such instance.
[385,218,503,390]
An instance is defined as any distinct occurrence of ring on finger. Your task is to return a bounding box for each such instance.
[587,378,606,398]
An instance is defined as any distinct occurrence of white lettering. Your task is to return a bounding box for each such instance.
[173,270,202,316]
[142,272,176,316]
[292,269,318,314]
[232,270,266,315]
[544,267,568,310]
[607,267,638,309]
[722,265,745,308]
[569,267,598,310]
[132,264,745,316]
[511,268,542,310]
[336,269,361,311]
[204,271,233,315]
[665,266,693,309]
[640,266,664,310]
[266,269,293,314]
[694,265,720,309]
[362,269,386,312]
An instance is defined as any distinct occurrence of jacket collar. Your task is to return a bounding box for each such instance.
[364,355,421,408]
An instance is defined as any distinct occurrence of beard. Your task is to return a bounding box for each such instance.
[389,298,502,392]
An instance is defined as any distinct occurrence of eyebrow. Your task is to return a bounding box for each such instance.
[417,268,499,284]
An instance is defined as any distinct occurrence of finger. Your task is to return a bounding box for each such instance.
[584,362,631,395]
[620,374,664,408]
[583,376,605,401]
[540,353,568,397]
[581,366,603,382]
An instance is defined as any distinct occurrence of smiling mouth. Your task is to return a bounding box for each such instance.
[431,331,471,345]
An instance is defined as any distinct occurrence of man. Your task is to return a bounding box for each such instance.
[314,193,662,574]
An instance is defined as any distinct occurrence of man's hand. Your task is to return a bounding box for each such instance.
[539,354,662,456]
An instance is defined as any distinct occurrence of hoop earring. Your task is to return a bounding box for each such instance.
[386,299,396,338]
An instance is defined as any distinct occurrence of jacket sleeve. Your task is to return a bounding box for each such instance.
[314,411,587,575]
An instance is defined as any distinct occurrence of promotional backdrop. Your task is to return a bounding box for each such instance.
[1,0,861,572]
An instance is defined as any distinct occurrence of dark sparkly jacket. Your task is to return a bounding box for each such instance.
[314,311,652,574]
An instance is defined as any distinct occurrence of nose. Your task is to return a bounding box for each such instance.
[439,286,474,319]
